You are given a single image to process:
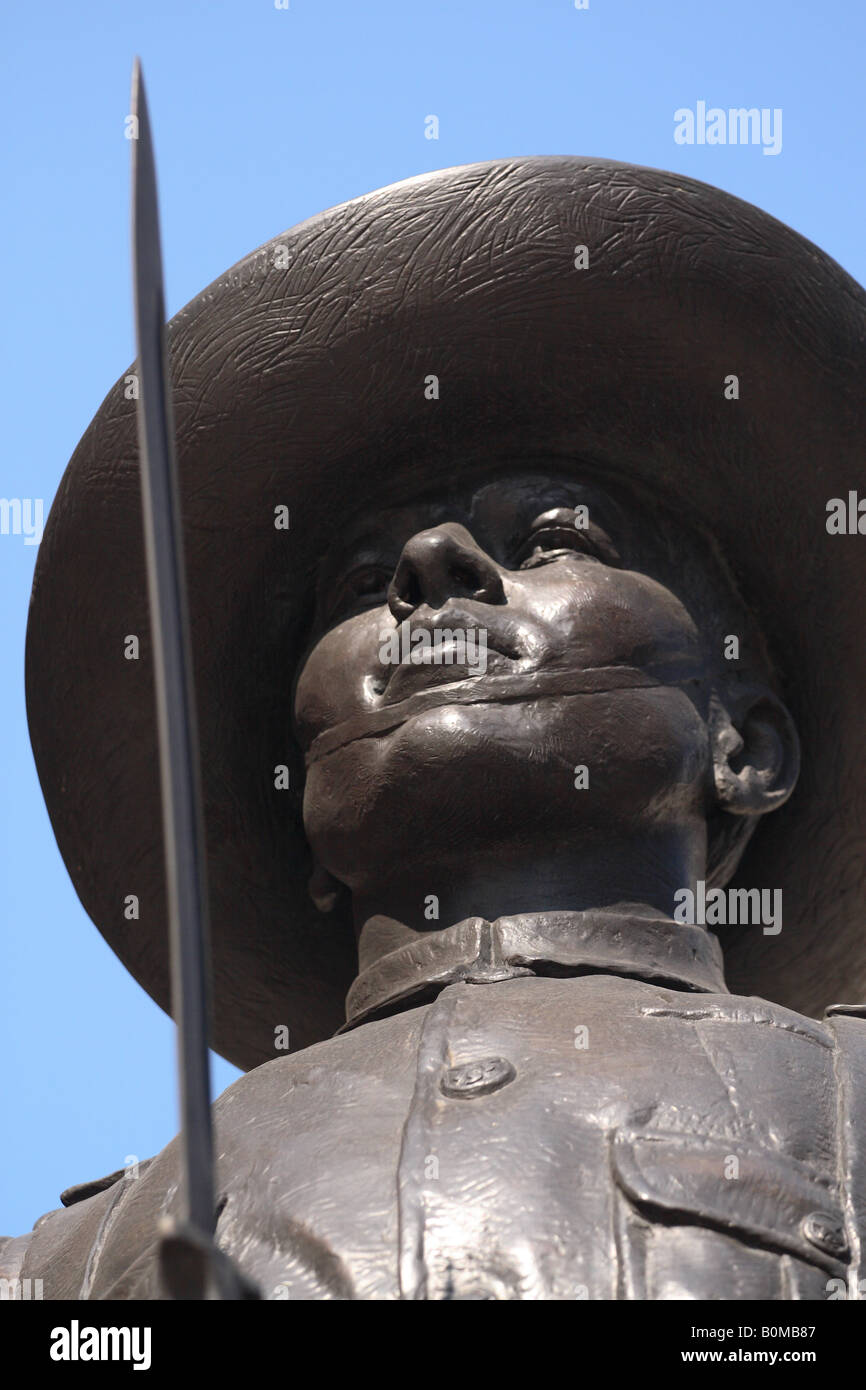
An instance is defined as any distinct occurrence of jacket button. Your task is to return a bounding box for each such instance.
[440,1056,516,1099]
[801,1212,849,1258]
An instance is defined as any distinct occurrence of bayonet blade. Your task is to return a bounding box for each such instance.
[130,57,216,1249]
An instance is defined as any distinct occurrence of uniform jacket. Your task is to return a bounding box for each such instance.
[4,910,866,1300]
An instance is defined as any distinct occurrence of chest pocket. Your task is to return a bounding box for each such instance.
[612,1129,849,1295]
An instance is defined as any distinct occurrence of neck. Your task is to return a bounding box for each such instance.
[345,838,725,1030]
[351,830,705,952]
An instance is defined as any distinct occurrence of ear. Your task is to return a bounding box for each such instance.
[710,689,800,816]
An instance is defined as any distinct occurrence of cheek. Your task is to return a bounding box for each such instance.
[542,567,702,670]
[583,688,711,815]
[294,609,386,744]
[493,685,712,816]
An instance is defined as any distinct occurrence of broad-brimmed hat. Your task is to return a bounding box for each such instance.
[26,157,866,1071]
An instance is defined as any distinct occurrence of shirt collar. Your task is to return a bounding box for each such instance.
[343,905,728,1030]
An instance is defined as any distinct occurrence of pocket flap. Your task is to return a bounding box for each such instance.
[612,1129,848,1274]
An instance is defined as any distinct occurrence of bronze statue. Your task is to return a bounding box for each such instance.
[5,147,866,1300]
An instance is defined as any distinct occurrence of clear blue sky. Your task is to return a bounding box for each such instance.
[2,0,864,1236]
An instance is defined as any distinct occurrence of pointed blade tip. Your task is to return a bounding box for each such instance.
[131,57,145,117]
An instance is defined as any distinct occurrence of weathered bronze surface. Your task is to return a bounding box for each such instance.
[8,157,866,1299]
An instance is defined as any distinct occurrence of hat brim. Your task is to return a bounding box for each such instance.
[26,157,866,1071]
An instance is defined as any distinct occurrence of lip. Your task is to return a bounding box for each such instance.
[382,636,517,702]
[379,608,526,703]
[306,664,675,766]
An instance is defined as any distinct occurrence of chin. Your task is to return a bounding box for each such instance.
[303,697,707,893]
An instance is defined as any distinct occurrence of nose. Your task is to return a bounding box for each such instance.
[387,523,505,621]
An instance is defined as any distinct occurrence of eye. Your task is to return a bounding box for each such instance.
[325,563,392,623]
[515,510,621,570]
[518,531,595,569]
[349,565,390,597]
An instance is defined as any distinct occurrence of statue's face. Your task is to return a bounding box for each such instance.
[294,473,716,898]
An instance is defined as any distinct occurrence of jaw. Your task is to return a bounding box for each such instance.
[302,684,712,902]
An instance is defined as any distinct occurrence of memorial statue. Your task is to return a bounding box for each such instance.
[5,136,866,1298]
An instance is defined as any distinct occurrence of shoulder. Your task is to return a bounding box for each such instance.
[3,1170,142,1299]
[215,1006,427,1121]
[10,1174,129,1299]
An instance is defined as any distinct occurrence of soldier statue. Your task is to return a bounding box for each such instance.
[4,148,866,1300]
